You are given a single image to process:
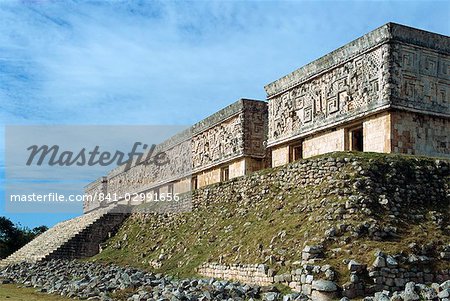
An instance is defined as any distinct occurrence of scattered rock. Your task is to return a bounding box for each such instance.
[311,280,337,292]
[372,256,386,268]
[347,260,366,272]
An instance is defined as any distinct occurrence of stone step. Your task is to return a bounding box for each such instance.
[0,205,128,267]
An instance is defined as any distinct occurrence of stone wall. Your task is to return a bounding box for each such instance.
[121,151,448,299]
[190,153,449,298]
[264,22,449,161]
[390,42,449,116]
[185,152,449,229]
[368,252,450,294]
[266,44,390,147]
[270,108,449,168]
[391,110,450,158]
[270,112,392,166]
[244,157,265,174]
[197,254,450,299]
[191,114,244,172]
[131,196,193,214]
[363,112,391,153]
[197,166,222,188]
[85,99,268,212]
[229,158,246,179]
[243,100,268,157]
[174,177,191,195]
[106,137,192,200]
[191,99,268,173]
[197,260,339,298]
[198,263,274,286]
[84,177,107,213]
[302,129,346,158]
[270,144,290,167]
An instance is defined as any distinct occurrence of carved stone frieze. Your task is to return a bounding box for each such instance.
[268,45,390,144]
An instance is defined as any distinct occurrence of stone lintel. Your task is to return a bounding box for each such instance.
[267,104,391,148]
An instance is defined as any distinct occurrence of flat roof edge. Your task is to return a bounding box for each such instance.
[264,22,450,98]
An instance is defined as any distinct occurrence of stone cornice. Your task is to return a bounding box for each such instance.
[264,22,450,99]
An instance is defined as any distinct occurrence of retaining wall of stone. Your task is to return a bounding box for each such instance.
[197,255,450,299]
[197,263,274,286]
[129,153,449,299]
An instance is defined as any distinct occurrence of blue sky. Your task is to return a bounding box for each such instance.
[1,0,449,228]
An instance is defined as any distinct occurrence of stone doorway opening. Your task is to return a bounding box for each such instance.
[191,176,198,190]
[221,166,230,182]
[349,126,364,151]
[289,142,303,162]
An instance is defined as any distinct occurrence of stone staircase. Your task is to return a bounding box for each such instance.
[0,205,128,267]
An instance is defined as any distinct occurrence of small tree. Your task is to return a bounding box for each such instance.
[0,217,48,259]
[31,225,48,236]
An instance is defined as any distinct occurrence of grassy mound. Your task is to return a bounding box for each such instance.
[91,152,450,284]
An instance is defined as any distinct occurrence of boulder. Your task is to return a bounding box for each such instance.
[372,256,386,268]
[312,279,337,292]
[348,260,366,272]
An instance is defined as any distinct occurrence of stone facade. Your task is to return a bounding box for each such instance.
[84,128,193,213]
[84,99,268,213]
[83,176,107,212]
[85,23,449,211]
[191,99,268,188]
[363,112,392,153]
[302,128,346,158]
[391,110,449,156]
[265,23,449,166]
[267,44,390,146]
[106,133,192,199]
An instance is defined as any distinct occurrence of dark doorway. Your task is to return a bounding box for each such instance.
[153,188,160,201]
[191,176,198,190]
[168,183,174,195]
[221,166,230,182]
[289,143,303,162]
[350,127,364,151]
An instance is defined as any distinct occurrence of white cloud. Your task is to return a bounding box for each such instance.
[1,1,448,125]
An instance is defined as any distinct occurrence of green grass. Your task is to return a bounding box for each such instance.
[274,283,293,295]
[0,284,74,301]
[90,152,450,284]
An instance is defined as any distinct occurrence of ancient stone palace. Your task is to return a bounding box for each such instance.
[84,99,268,212]
[267,22,449,166]
[84,22,449,212]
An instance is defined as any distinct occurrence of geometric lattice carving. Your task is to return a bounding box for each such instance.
[268,45,387,142]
